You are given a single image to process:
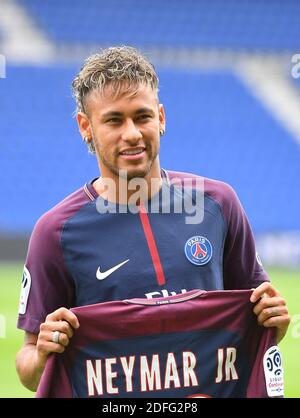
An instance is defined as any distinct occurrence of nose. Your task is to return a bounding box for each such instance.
[121,119,143,143]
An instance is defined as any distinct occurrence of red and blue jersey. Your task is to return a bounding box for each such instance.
[17,170,269,334]
[36,290,283,398]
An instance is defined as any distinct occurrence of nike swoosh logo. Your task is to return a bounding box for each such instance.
[96,259,129,280]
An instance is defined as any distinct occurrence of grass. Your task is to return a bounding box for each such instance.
[267,268,300,398]
[0,263,33,397]
[0,263,299,398]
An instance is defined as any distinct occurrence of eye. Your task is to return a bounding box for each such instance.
[106,118,121,124]
[137,114,151,122]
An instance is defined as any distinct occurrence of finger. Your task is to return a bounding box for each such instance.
[40,320,74,339]
[47,330,70,347]
[253,296,286,316]
[256,305,289,326]
[250,282,279,303]
[260,314,291,329]
[37,340,66,356]
[45,308,80,329]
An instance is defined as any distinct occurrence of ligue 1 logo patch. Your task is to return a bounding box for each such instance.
[18,265,31,314]
[184,236,213,266]
[263,346,284,397]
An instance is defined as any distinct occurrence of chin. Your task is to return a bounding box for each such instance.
[120,168,149,180]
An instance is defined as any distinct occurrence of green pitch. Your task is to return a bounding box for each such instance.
[0,263,299,398]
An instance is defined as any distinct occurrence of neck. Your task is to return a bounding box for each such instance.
[93,162,163,205]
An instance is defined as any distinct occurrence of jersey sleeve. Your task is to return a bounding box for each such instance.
[221,184,269,289]
[36,353,72,398]
[246,328,278,398]
[17,211,75,334]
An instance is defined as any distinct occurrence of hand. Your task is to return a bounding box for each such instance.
[36,307,80,367]
[250,282,290,343]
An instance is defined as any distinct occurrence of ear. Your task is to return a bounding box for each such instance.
[77,112,92,141]
[158,104,166,133]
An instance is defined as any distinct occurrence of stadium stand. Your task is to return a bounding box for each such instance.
[0,66,299,235]
[18,0,300,51]
[0,65,97,234]
[0,0,300,263]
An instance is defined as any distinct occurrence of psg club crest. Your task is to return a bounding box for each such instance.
[184,236,213,266]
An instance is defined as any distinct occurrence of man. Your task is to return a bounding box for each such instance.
[16,46,290,392]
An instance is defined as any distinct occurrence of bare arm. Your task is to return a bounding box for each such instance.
[16,332,44,392]
[16,308,80,392]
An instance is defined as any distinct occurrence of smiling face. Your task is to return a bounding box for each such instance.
[77,83,165,182]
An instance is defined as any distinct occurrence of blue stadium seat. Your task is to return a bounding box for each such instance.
[0,65,300,234]
[18,0,300,51]
[0,65,98,234]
